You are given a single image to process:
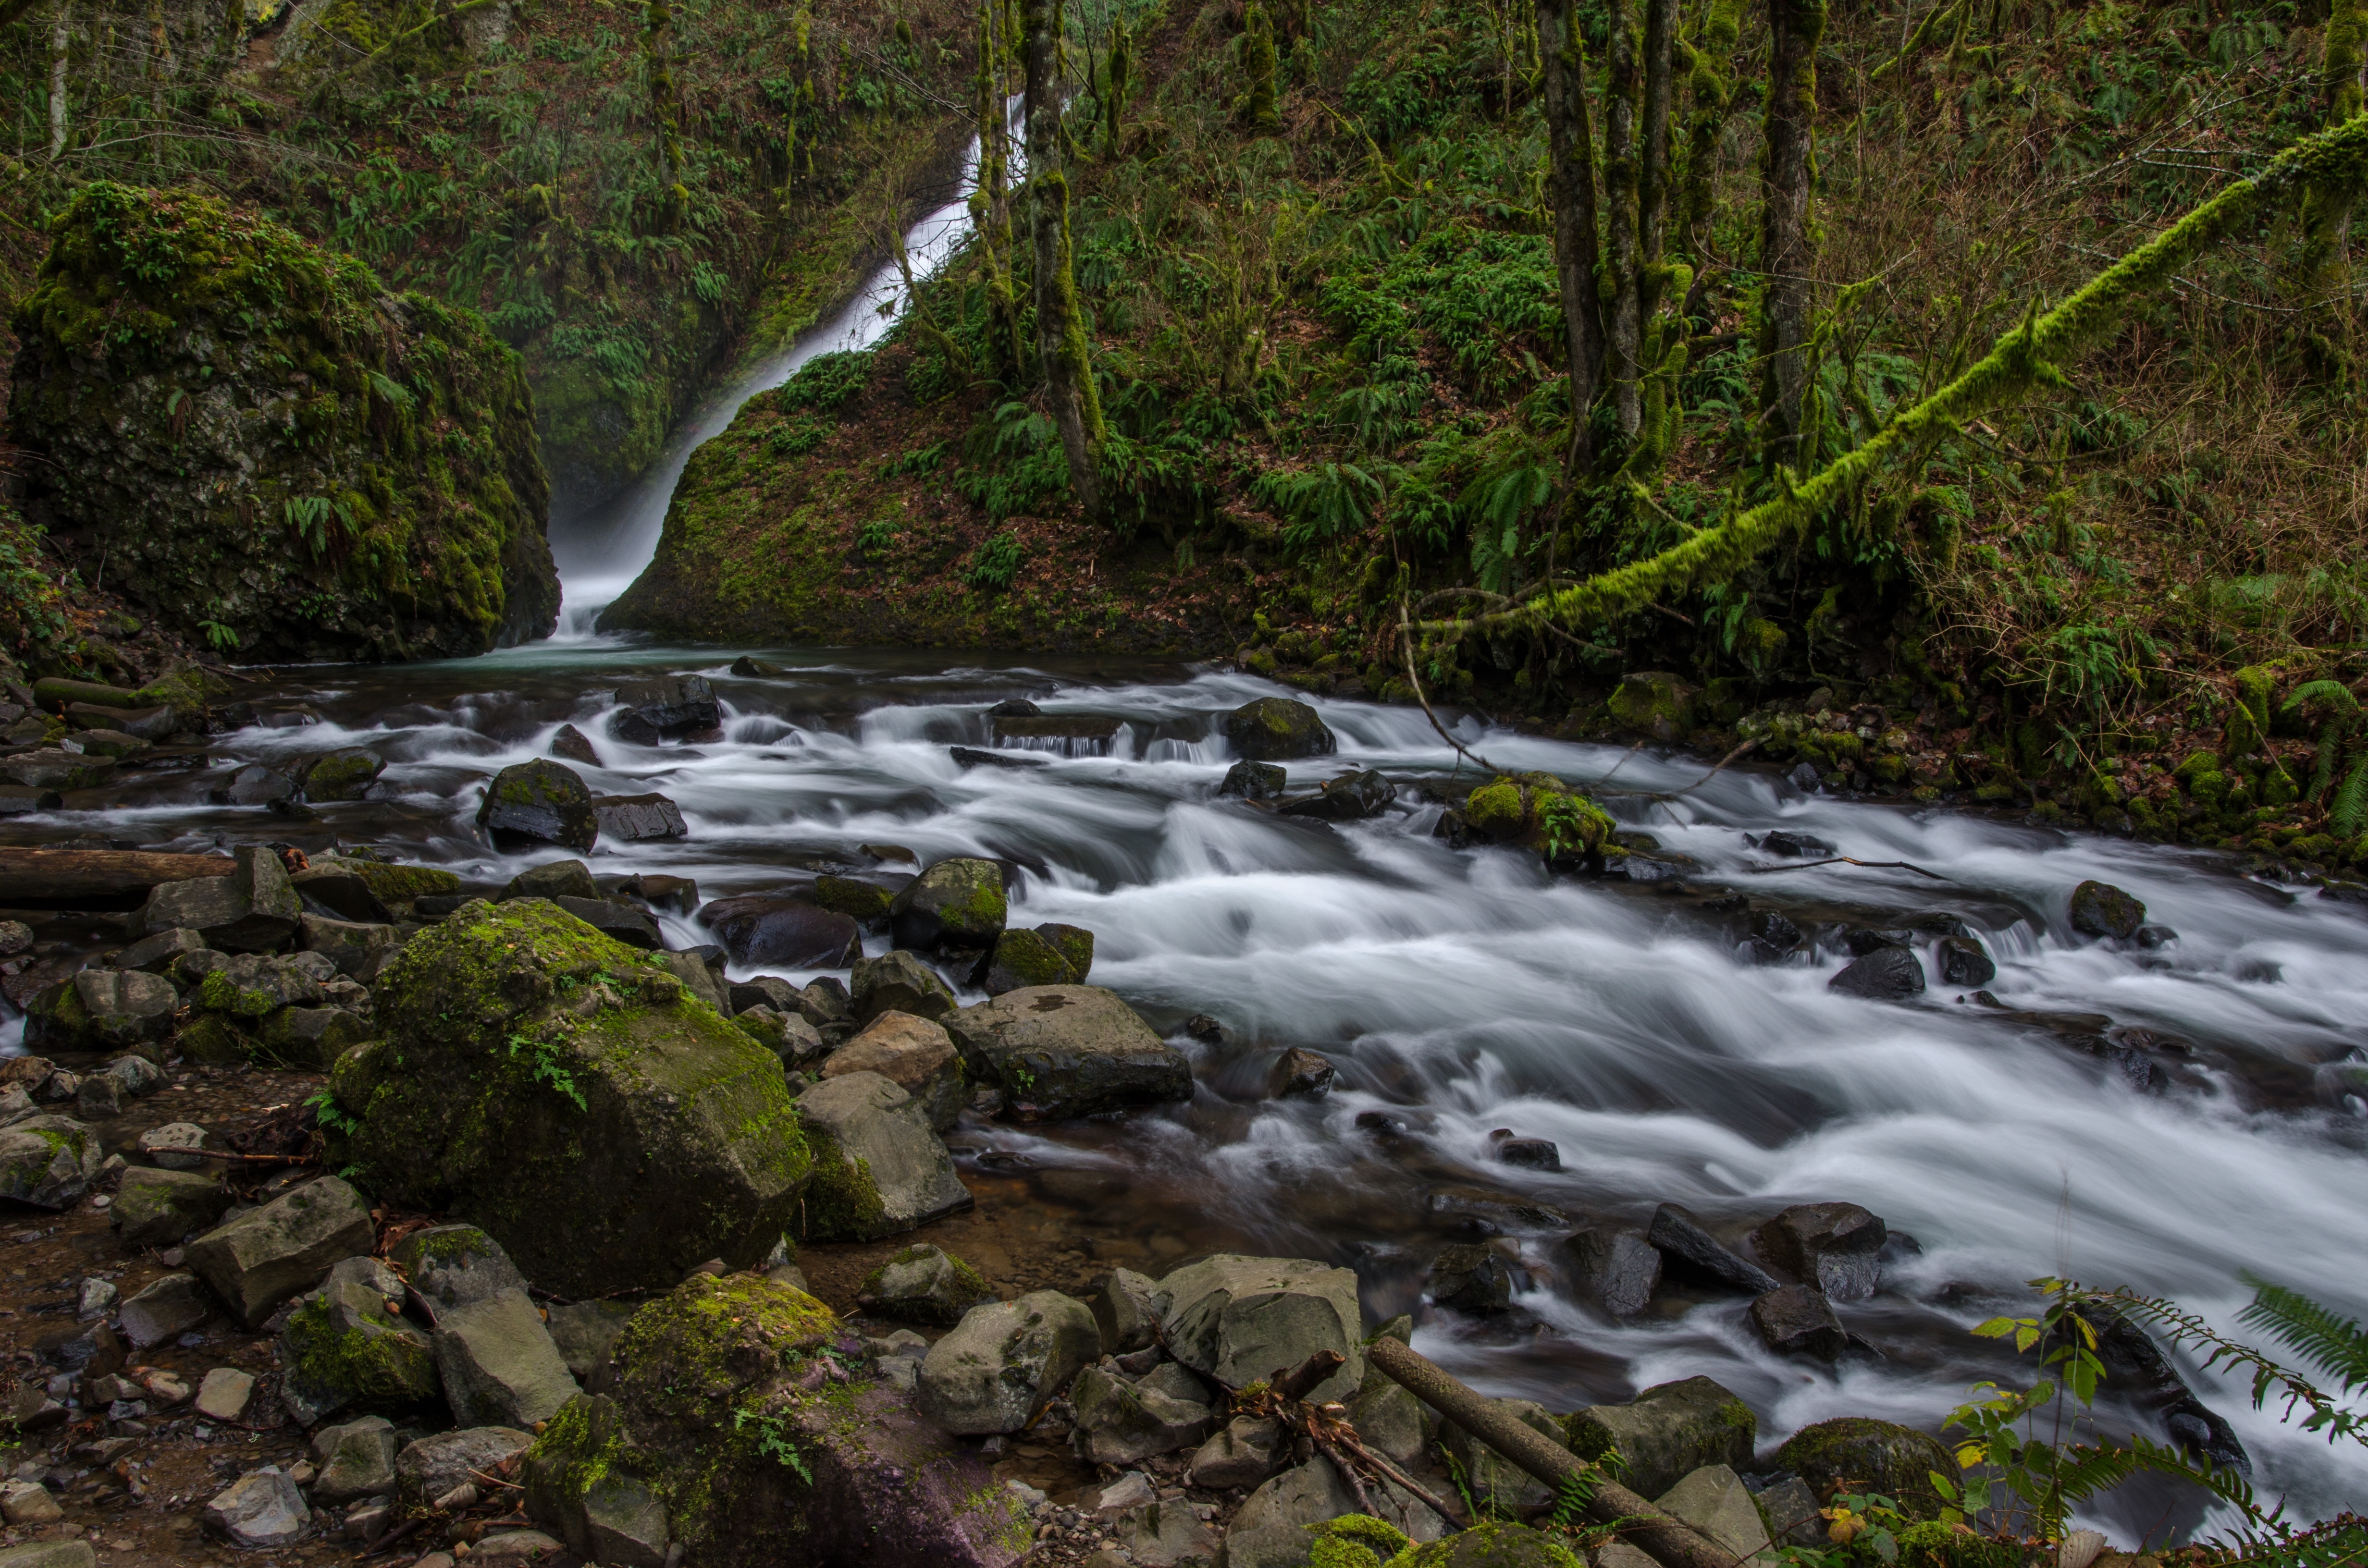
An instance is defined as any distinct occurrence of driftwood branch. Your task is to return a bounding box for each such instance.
[1397,599,1504,776]
[1363,1336,1739,1568]
[1742,855,1949,881]
[0,848,232,906]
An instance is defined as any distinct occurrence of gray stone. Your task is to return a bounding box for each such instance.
[1070,1364,1216,1465]
[856,1244,994,1327]
[0,1544,95,1568]
[254,1004,371,1069]
[396,1426,534,1508]
[555,895,663,950]
[1751,1284,1848,1361]
[1346,1377,1431,1467]
[392,1225,532,1319]
[1155,1255,1363,1404]
[1566,1226,1663,1318]
[290,863,396,924]
[472,1531,564,1560]
[888,857,1008,952]
[311,1415,398,1503]
[1827,946,1925,1000]
[1771,1417,1959,1520]
[74,1075,122,1120]
[76,1277,117,1321]
[279,1257,438,1423]
[795,1071,974,1241]
[0,1116,103,1209]
[119,927,207,972]
[2069,879,2146,941]
[1440,1396,1563,1514]
[1428,1243,1513,1315]
[113,1168,232,1250]
[1112,1497,1222,1568]
[478,761,598,851]
[1093,1267,1160,1355]
[550,724,600,767]
[203,1466,309,1548]
[298,913,400,979]
[700,896,861,967]
[528,1405,673,1568]
[185,1175,376,1328]
[917,1291,1101,1435]
[1220,1457,1441,1568]
[502,859,599,902]
[102,1054,166,1097]
[944,985,1193,1122]
[195,1367,256,1422]
[1223,698,1336,762]
[1645,1203,1781,1295]
[1757,1475,1825,1546]
[592,794,689,842]
[1187,1415,1283,1490]
[824,1011,964,1132]
[73,968,179,1049]
[655,949,730,1015]
[545,1301,641,1384]
[1751,1202,1887,1302]
[1562,1376,1755,1502]
[0,1480,65,1526]
[851,949,958,1023]
[1654,1465,1773,1564]
[434,1289,582,1428]
[136,845,302,952]
[1218,761,1287,800]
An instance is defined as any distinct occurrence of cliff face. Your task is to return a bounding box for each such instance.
[8,183,557,663]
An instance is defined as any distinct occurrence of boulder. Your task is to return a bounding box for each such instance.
[851,950,958,1023]
[186,1175,376,1328]
[502,859,599,902]
[255,1004,370,1069]
[278,1257,438,1424]
[823,1012,964,1132]
[1092,1268,1161,1355]
[1772,1417,1957,1518]
[610,675,720,744]
[889,858,1009,952]
[555,895,664,950]
[1218,761,1287,800]
[112,1166,231,1250]
[1154,1255,1362,1404]
[25,968,177,1054]
[2070,880,2146,941]
[593,794,689,842]
[298,748,386,802]
[0,751,112,791]
[1654,1465,1772,1562]
[120,927,207,972]
[1566,1227,1662,1318]
[1070,1364,1216,1465]
[794,1072,972,1241]
[1223,698,1335,762]
[657,950,732,1016]
[0,1482,66,1527]
[436,1289,582,1428]
[550,723,600,767]
[1187,1415,1283,1490]
[1221,1458,1443,1568]
[1278,770,1394,821]
[1346,1376,1431,1467]
[545,1300,640,1384]
[1751,1202,1886,1301]
[1267,1048,1334,1098]
[117,1273,213,1348]
[702,896,862,967]
[1828,946,1925,999]
[856,1245,994,1327]
[814,874,899,927]
[943,986,1193,1122]
[136,1121,213,1169]
[0,1116,104,1209]
[1607,672,1698,742]
[1427,1244,1513,1314]
[312,1415,400,1503]
[1562,1376,1755,1501]
[203,1467,308,1548]
[736,1006,827,1069]
[478,760,599,851]
[391,1225,532,1320]
[1036,923,1095,980]
[186,950,323,1016]
[297,913,400,979]
[729,976,804,1016]
[1440,1396,1565,1513]
[1644,1203,1780,1295]
[917,1291,1101,1435]
[1936,934,1996,986]
[327,899,811,1296]
[1750,1284,1848,1360]
[396,1426,534,1508]
[981,927,1078,994]
[289,862,394,924]
[134,845,301,952]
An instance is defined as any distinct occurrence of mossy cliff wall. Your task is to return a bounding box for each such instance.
[7,182,558,662]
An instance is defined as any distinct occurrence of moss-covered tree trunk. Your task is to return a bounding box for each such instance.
[974,0,1023,379]
[47,0,69,159]
[1677,0,1739,263]
[1242,0,1279,133]
[1758,0,1823,468]
[2302,0,2364,343]
[1538,0,1607,467]
[1604,0,1644,437]
[1020,0,1106,518]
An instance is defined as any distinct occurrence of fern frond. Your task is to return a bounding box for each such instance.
[2282,679,2361,715]
[2309,717,2348,802]
[2332,755,2368,837]
[2239,1275,2368,1397]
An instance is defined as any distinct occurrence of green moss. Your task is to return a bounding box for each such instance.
[1385,1520,1585,1568]
[1309,1516,1408,1568]
[530,1391,644,1503]
[1465,780,1526,839]
[280,1293,440,1412]
[812,875,894,923]
[176,1013,253,1066]
[796,1118,887,1242]
[196,970,279,1019]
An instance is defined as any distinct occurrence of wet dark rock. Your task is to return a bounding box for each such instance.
[294,748,385,803]
[1936,934,1996,986]
[813,874,898,927]
[1751,1202,1886,1301]
[1278,769,1394,821]
[1091,1268,1160,1356]
[1750,1284,1848,1360]
[1490,1132,1561,1171]
[2069,1300,2252,1478]
[1843,927,1913,955]
[1774,1418,1958,1519]
[1181,1014,1226,1042]
[728,977,803,1017]
[592,794,688,842]
[1034,923,1094,981]
[985,698,1041,717]
[1645,1203,1780,1295]
[549,723,599,766]
[702,897,861,968]
[851,951,957,1023]
[291,865,395,925]
[1565,1227,1661,1318]
[555,897,663,951]
[1563,1376,1753,1500]
[950,745,1047,770]
[1758,830,1836,858]
[219,764,298,807]
[618,873,699,915]
[2134,922,2179,948]
[1266,1048,1334,1098]
[1747,908,1802,955]
[980,927,1077,994]
[0,785,63,814]
[943,986,1193,1122]
[1223,697,1336,761]
[477,760,598,852]
[1218,761,1287,800]
[1828,946,1925,999]
[888,858,1008,952]
[135,845,301,953]
[609,675,720,745]
[730,656,788,678]
[501,859,599,903]
[1427,1187,1569,1235]
[857,1244,994,1327]
[1427,1243,1513,1315]
[2069,879,2146,941]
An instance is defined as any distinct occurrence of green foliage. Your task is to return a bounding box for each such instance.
[507,1031,587,1112]
[1303,1515,1406,1568]
[777,352,874,415]
[729,1407,814,1485]
[854,520,900,561]
[963,532,1025,590]
[306,1088,360,1138]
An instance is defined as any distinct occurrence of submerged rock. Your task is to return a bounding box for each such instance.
[2070,879,2146,941]
[1750,1284,1848,1360]
[1644,1202,1780,1295]
[889,858,1009,952]
[1752,1201,1886,1301]
[1278,769,1394,821]
[1828,945,1925,999]
[1564,1226,1661,1318]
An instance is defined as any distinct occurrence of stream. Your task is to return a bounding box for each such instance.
[10,124,2368,1541]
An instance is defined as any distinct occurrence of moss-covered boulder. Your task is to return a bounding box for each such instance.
[1606,671,1699,742]
[0,1115,105,1209]
[1224,697,1336,760]
[1773,1416,1957,1519]
[888,857,1009,952]
[1388,1522,1581,1568]
[2068,880,2146,941]
[943,985,1193,1123]
[327,899,811,1296]
[7,183,558,662]
[523,1275,1031,1568]
[1562,1375,1755,1501]
[856,1244,993,1327]
[1456,774,1616,869]
[278,1256,441,1424]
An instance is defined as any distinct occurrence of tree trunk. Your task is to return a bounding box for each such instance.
[1604,0,1643,436]
[1677,0,1739,262]
[1759,0,1824,468]
[977,2,1023,377]
[2301,0,2363,323]
[48,0,70,159]
[1537,0,1607,466]
[1241,0,1279,133]
[645,0,686,230]
[0,848,232,907]
[1021,0,1106,518]
[1638,0,1676,281]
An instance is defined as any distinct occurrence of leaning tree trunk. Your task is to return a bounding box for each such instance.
[1538,0,1606,467]
[1758,0,1824,469]
[1020,0,1106,518]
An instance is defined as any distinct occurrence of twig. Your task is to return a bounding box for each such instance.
[1593,738,1651,788]
[358,1520,424,1559]
[1673,738,1757,793]
[1397,598,1503,776]
[1743,855,1950,881]
[1314,1437,1380,1517]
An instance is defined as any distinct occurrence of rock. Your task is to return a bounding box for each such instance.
[74,1075,123,1120]
[950,745,1046,770]
[2070,880,2146,941]
[1427,1244,1513,1315]
[1439,1396,1564,1513]
[545,1300,640,1384]
[823,1011,964,1132]
[0,785,62,815]
[396,1426,534,1509]
[593,793,689,841]
[478,760,599,851]
[1070,1364,1217,1464]
[255,1004,371,1069]
[312,1414,400,1503]
[1606,671,1698,742]
[0,1480,64,1525]
[436,1289,582,1427]
[856,1244,994,1326]
[1654,1465,1772,1562]
[1565,1227,1662,1318]
[116,1272,211,1347]
[0,1543,90,1568]
[1266,1048,1334,1098]
[474,1530,565,1560]
[392,1225,532,1318]
[918,1291,1101,1435]
[550,723,600,766]
[1187,1415,1283,1489]
[701,895,863,967]
[1562,1376,1755,1501]
[1112,1497,1222,1568]
[1218,761,1287,800]
[813,873,898,927]
[330,899,811,1296]
[1645,1203,1781,1294]
[1036,923,1095,980]
[274,1253,438,1421]
[731,656,787,679]
[523,1403,673,1567]
[113,1167,232,1250]
[1758,829,1835,858]
[654,949,731,1016]
[794,1071,972,1240]
[296,748,385,803]
[133,845,301,952]
[1756,1475,1825,1547]
[1751,1284,1848,1360]
[0,1116,104,1209]
[944,986,1193,1122]
[1221,1458,1443,1568]
[981,926,1080,994]
[728,975,802,1015]
[23,968,177,1054]
[1278,769,1394,821]
[555,894,664,950]
[1828,946,1925,999]
[1844,927,1914,956]
[852,950,958,1022]
[298,913,400,978]
[185,1174,377,1328]
[185,950,323,1016]
[737,1005,828,1068]
[203,1467,309,1548]
[1154,1255,1362,1404]
[120,927,207,972]
[503,859,601,902]
[1752,1202,1886,1301]
[889,857,1009,952]
[1346,1377,1431,1467]
[1092,1268,1161,1355]
[194,1366,258,1422]
[1492,1135,1561,1171]
[1223,698,1335,761]
[76,1277,118,1321]
[610,675,720,744]
[1773,1416,1958,1518]
[1936,934,1996,986]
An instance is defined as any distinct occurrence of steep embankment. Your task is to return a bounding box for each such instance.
[609,0,2368,870]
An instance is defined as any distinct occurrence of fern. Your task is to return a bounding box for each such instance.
[2238,1275,2368,1398]
[2308,717,2349,803]
[2332,755,2368,837]
[2282,679,2362,716]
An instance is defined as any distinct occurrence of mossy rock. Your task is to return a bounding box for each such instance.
[279,1259,441,1421]
[2068,879,2146,941]
[342,859,463,914]
[813,875,896,925]
[329,899,811,1296]
[175,1012,254,1066]
[7,182,558,662]
[298,748,386,802]
[1456,774,1616,867]
[1605,671,1697,742]
[1387,1522,1584,1568]
[1223,696,1336,761]
[1773,1416,1956,1519]
[888,858,1008,952]
[981,928,1076,994]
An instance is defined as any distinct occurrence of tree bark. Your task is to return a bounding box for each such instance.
[0,848,232,907]
[645,0,686,230]
[48,0,70,160]
[1537,0,1606,466]
[1020,0,1106,518]
[1639,0,1677,280]
[1604,0,1644,436]
[1759,0,1824,468]
[1677,0,1739,262]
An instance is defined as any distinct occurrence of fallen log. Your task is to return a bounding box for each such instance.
[0,848,235,908]
[1363,1335,1741,1568]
